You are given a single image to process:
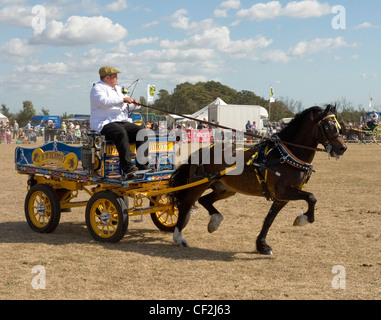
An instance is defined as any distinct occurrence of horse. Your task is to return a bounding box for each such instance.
[339,120,366,144]
[169,105,347,255]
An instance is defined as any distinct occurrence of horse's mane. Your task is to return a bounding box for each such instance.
[278,106,323,141]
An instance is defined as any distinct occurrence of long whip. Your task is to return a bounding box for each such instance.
[135,102,328,153]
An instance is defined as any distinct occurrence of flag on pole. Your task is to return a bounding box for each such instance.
[369,96,373,110]
[270,87,275,103]
[147,84,156,102]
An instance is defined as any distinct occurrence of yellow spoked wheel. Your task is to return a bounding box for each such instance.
[150,194,181,232]
[85,190,128,243]
[372,126,381,144]
[25,184,61,233]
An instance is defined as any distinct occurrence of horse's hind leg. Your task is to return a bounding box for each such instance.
[256,200,288,255]
[173,200,194,247]
[173,184,212,247]
[198,181,236,233]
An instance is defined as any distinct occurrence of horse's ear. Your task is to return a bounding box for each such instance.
[323,104,337,115]
[323,104,331,116]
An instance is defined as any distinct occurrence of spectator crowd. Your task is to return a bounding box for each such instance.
[0,119,90,145]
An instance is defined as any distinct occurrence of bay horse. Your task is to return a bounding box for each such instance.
[169,105,347,255]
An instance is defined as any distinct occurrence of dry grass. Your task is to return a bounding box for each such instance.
[0,141,380,300]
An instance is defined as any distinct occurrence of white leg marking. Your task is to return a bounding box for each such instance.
[293,214,309,227]
[208,213,224,233]
[173,227,189,247]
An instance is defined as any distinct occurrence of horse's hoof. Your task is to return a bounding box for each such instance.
[173,228,189,247]
[256,242,274,255]
[208,213,224,233]
[293,214,309,227]
[174,239,189,247]
[181,240,189,248]
[258,248,273,255]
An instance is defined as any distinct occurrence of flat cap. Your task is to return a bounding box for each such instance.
[99,66,121,77]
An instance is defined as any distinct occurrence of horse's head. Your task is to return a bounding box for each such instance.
[317,105,347,159]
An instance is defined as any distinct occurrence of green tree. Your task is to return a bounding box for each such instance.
[154,81,239,114]
[1,104,12,119]
[153,89,173,114]
[235,90,267,106]
[18,101,36,127]
[40,107,50,115]
[268,101,294,122]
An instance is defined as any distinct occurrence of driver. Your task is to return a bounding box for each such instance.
[90,66,150,180]
[370,110,379,123]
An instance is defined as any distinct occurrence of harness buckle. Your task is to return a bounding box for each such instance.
[280,155,288,164]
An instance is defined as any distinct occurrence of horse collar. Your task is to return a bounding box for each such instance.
[275,138,315,173]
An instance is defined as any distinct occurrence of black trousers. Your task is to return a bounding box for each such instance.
[101,122,148,171]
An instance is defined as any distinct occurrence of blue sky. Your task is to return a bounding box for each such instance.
[0,0,380,115]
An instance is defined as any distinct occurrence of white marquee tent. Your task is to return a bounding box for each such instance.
[0,113,9,124]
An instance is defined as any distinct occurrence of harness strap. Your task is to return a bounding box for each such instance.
[276,140,315,172]
[138,165,237,198]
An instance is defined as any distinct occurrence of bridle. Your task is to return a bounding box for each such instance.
[317,114,343,154]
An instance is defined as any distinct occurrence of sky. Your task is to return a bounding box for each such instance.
[0,0,380,116]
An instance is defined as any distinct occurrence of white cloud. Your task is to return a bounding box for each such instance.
[214,9,228,18]
[237,1,282,21]
[215,0,241,17]
[219,36,273,59]
[0,38,40,61]
[160,26,230,50]
[170,9,190,29]
[355,22,379,30]
[236,0,332,21]
[288,37,356,58]
[15,62,69,75]
[141,20,160,28]
[138,48,215,63]
[260,37,357,63]
[283,0,331,18]
[260,49,292,63]
[106,0,128,12]
[0,0,27,3]
[220,0,241,9]
[0,5,35,28]
[0,4,65,28]
[361,73,378,79]
[169,9,214,33]
[160,25,272,61]
[127,37,159,46]
[30,16,127,46]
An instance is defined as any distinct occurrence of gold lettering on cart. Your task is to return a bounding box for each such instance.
[32,149,78,171]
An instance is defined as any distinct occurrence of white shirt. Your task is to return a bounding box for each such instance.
[90,81,141,132]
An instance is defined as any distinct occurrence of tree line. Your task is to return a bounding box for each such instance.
[1,81,370,127]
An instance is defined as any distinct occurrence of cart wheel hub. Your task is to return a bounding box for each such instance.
[99,211,111,225]
[36,203,46,217]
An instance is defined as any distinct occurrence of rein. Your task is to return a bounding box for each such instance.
[136,102,331,153]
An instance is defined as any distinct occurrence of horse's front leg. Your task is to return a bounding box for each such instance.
[256,201,288,255]
[290,189,317,226]
[198,181,236,233]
